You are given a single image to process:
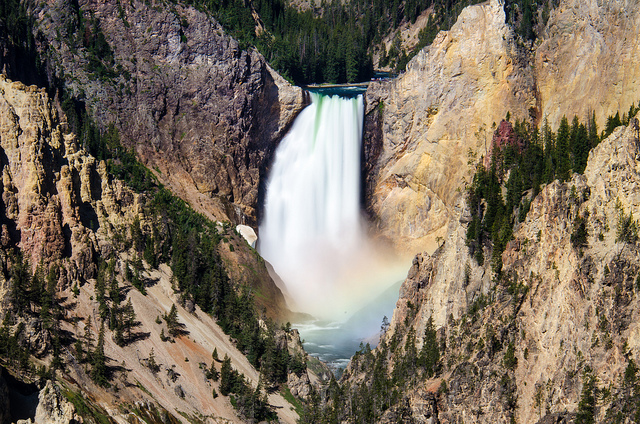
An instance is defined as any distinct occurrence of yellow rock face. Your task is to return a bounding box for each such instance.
[536,0,640,129]
[366,0,535,255]
[366,0,640,257]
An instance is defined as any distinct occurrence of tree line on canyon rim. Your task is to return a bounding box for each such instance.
[0,0,559,86]
[177,0,555,84]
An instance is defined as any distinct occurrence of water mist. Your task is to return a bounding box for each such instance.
[259,92,409,322]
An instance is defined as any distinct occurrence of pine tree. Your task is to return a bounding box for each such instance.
[604,111,622,138]
[146,348,160,373]
[143,234,156,268]
[220,354,234,396]
[418,315,440,377]
[569,115,579,168]
[556,116,571,181]
[29,266,44,313]
[131,216,144,253]
[40,266,58,329]
[571,118,589,174]
[74,336,84,363]
[576,370,596,424]
[345,34,358,83]
[81,316,94,365]
[122,298,136,343]
[0,315,11,358]
[380,315,390,335]
[96,262,109,321]
[10,253,31,314]
[164,304,179,337]
[402,328,417,382]
[51,332,63,371]
[108,275,120,305]
[206,360,220,381]
[90,324,109,387]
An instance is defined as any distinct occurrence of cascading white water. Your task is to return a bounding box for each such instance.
[258,93,366,316]
[259,91,411,368]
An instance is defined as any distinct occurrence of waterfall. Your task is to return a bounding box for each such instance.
[259,93,366,316]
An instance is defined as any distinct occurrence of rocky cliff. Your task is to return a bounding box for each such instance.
[0,74,109,281]
[343,114,640,422]
[0,73,308,423]
[364,0,536,254]
[364,0,640,256]
[28,0,305,226]
[535,0,640,129]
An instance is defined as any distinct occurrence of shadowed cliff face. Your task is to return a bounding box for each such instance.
[29,0,305,226]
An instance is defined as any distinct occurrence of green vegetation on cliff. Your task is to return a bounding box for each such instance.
[66,98,307,387]
[466,101,640,272]
[179,0,471,82]
[1,0,561,86]
[0,82,304,422]
[175,0,559,83]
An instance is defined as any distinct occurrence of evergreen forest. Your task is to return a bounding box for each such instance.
[179,0,556,84]
[466,103,640,273]
[0,0,562,84]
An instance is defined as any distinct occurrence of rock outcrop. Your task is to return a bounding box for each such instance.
[355,114,640,422]
[33,381,79,424]
[277,328,315,398]
[0,73,126,279]
[364,0,640,256]
[218,223,290,321]
[364,0,536,254]
[30,0,305,226]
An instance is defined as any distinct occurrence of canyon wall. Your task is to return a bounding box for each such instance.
[30,0,305,226]
[0,74,119,283]
[346,112,640,423]
[365,0,640,256]
[0,71,304,423]
[364,0,536,254]
[345,1,640,420]
[536,0,640,129]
